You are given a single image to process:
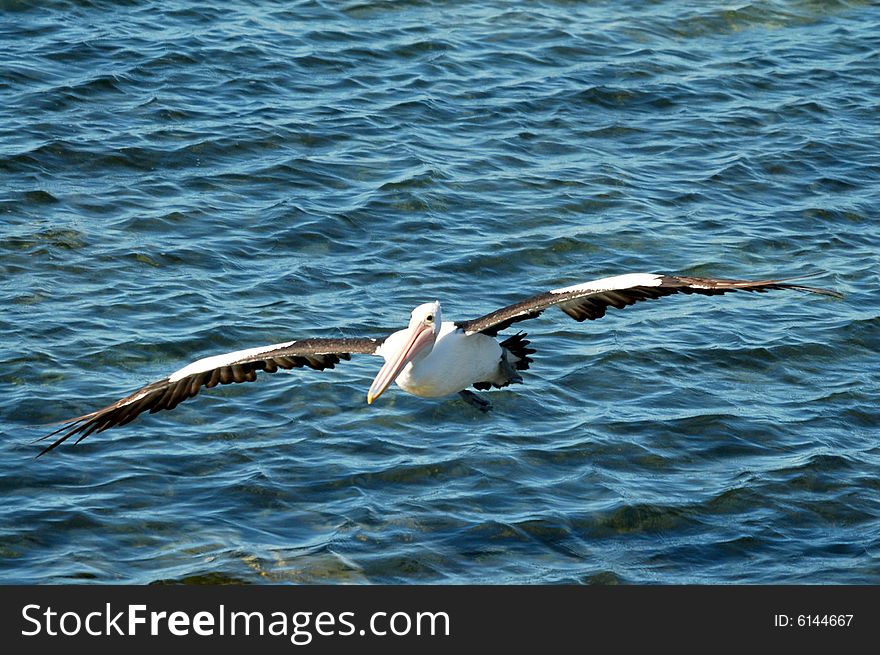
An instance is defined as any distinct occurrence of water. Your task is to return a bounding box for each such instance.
[1,0,878,584]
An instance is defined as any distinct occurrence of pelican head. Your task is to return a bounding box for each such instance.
[367,301,441,404]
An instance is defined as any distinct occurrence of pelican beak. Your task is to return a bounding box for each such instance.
[367,323,435,404]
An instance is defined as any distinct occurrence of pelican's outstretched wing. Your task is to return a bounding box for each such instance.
[455,273,842,337]
[35,337,382,456]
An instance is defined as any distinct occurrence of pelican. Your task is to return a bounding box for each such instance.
[34,272,841,456]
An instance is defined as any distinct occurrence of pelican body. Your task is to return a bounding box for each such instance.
[34,272,842,456]
[367,302,525,402]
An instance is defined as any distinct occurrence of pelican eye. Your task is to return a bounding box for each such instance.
[426,314,434,323]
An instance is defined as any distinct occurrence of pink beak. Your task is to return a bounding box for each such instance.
[367,323,435,404]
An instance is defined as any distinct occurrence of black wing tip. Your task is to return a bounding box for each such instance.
[778,273,844,299]
[32,415,98,457]
[661,272,843,299]
[35,441,62,458]
[31,426,64,445]
[785,285,844,299]
[34,430,75,458]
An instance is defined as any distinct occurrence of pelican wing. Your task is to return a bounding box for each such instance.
[455,273,842,337]
[35,337,382,456]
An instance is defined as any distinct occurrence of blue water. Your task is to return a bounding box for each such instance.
[1,0,878,584]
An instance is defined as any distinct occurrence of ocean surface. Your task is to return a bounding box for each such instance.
[1,0,878,585]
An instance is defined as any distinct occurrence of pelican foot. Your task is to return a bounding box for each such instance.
[459,390,492,412]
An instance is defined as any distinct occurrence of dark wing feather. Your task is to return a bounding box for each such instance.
[34,337,382,456]
[456,273,842,337]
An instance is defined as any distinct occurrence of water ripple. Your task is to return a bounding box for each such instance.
[1,0,877,584]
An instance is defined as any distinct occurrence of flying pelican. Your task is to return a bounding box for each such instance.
[34,272,841,456]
